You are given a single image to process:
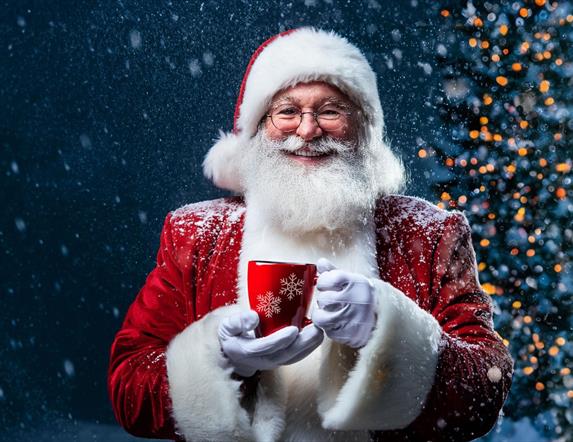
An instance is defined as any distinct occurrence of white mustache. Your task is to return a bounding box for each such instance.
[264,135,355,155]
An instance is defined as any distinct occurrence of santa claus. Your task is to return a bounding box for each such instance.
[108,28,513,441]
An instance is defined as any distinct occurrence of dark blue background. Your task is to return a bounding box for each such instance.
[1,0,445,439]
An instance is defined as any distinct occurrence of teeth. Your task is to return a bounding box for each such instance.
[292,150,329,157]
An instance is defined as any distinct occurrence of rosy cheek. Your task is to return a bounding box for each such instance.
[268,129,284,141]
[335,125,352,140]
[341,122,358,140]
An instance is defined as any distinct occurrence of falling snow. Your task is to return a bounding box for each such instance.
[14,217,26,232]
[188,59,202,77]
[63,359,75,377]
[203,52,215,67]
[79,134,92,149]
[129,30,142,49]
[487,366,502,383]
[417,61,433,75]
[138,211,148,224]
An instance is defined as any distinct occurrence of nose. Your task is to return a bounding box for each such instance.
[295,112,323,141]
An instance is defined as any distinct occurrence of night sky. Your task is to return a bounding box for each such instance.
[1,0,443,439]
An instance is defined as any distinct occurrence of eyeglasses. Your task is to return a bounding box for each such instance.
[265,104,353,133]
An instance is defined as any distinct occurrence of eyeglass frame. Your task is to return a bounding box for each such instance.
[264,105,355,134]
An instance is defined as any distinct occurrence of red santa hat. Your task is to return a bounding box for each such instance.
[203,27,394,193]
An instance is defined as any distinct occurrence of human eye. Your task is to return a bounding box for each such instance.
[273,106,300,119]
[318,106,343,119]
[319,108,341,116]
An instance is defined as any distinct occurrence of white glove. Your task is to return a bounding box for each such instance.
[218,310,324,377]
[311,258,377,348]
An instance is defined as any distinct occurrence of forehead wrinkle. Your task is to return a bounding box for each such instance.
[321,96,352,107]
[270,95,350,108]
[273,96,295,105]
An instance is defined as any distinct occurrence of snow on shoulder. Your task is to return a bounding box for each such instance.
[377,194,458,236]
[169,197,246,243]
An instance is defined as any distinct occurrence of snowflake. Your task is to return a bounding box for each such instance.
[280,273,304,301]
[256,291,282,318]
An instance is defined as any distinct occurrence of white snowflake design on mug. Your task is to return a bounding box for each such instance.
[256,291,282,318]
[279,273,304,301]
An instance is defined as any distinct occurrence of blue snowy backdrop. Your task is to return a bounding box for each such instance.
[1,0,547,440]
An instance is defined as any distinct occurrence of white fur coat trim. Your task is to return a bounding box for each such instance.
[165,304,286,442]
[318,278,442,430]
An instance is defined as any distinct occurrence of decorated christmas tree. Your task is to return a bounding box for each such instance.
[428,1,573,439]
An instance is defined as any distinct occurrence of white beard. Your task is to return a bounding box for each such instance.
[240,131,379,234]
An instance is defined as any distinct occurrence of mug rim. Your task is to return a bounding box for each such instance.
[249,259,315,266]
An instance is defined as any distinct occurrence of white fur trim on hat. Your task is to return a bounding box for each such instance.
[203,27,388,193]
[237,28,383,137]
[203,130,249,192]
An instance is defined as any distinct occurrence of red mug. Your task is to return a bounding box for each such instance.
[248,260,317,337]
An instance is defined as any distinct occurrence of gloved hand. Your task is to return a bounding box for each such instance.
[218,310,324,377]
[311,258,378,348]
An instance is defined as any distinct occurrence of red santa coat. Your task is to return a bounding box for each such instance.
[108,194,512,441]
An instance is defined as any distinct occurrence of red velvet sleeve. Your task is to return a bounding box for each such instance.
[377,213,513,442]
[107,213,189,440]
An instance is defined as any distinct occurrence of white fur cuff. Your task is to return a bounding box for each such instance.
[319,279,442,430]
[165,305,253,441]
